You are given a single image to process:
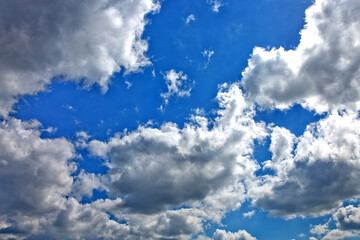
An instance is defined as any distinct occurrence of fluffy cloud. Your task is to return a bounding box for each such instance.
[321,229,357,240]
[0,118,75,237]
[309,205,360,240]
[0,0,159,116]
[90,83,265,217]
[242,0,360,113]
[334,205,360,230]
[161,69,193,105]
[249,111,360,217]
[27,198,130,240]
[212,229,257,240]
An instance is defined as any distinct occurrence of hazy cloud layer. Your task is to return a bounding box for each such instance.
[0,0,159,116]
[242,0,360,113]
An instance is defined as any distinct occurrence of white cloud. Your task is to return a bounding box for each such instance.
[243,210,255,218]
[321,229,358,240]
[308,205,360,240]
[241,0,360,113]
[248,111,360,217]
[28,198,131,240]
[161,69,193,104]
[213,229,257,240]
[334,205,360,230]
[202,49,215,69]
[207,0,225,13]
[0,118,75,236]
[0,0,160,116]
[89,84,266,229]
[310,222,330,236]
[186,14,196,24]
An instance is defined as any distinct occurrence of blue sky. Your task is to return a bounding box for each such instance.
[1,0,360,239]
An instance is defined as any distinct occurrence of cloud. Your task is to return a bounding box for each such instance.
[89,84,265,217]
[26,198,130,240]
[213,229,257,240]
[207,0,225,13]
[161,69,193,104]
[186,14,196,24]
[321,229,358,240]
[308,205,360,240]
[334,205,360,231]
[202,50,215,69]
[241,0,360,113]
[0,118,75,237]
[243,210,256,218]
[248,111,360,217]
[310,222,330,236]
[0,0,160,116]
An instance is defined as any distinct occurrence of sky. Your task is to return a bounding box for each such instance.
[0,0,360,239]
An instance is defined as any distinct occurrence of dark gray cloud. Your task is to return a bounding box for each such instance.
[0,0,159,116]
[242,0,360,113]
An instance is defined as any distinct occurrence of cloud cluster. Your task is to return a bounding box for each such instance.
[309,205,360,240]
[90,84,265,216]
[242,0,360,113]
[1,0,360,238]
[249,111,360,217]
[0,0,159,116]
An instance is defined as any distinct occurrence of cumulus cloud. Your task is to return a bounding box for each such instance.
[0,0,159,116]
[308,205,360,240]
[213,229,257,240]
[90,83,265,217]
[207,0,225,13]
[161,69,193,104]
[0,118,75,237]
[321,229,358,240]
[248,111,360,217]
[334,205,360,230]
[242,0,360,113]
